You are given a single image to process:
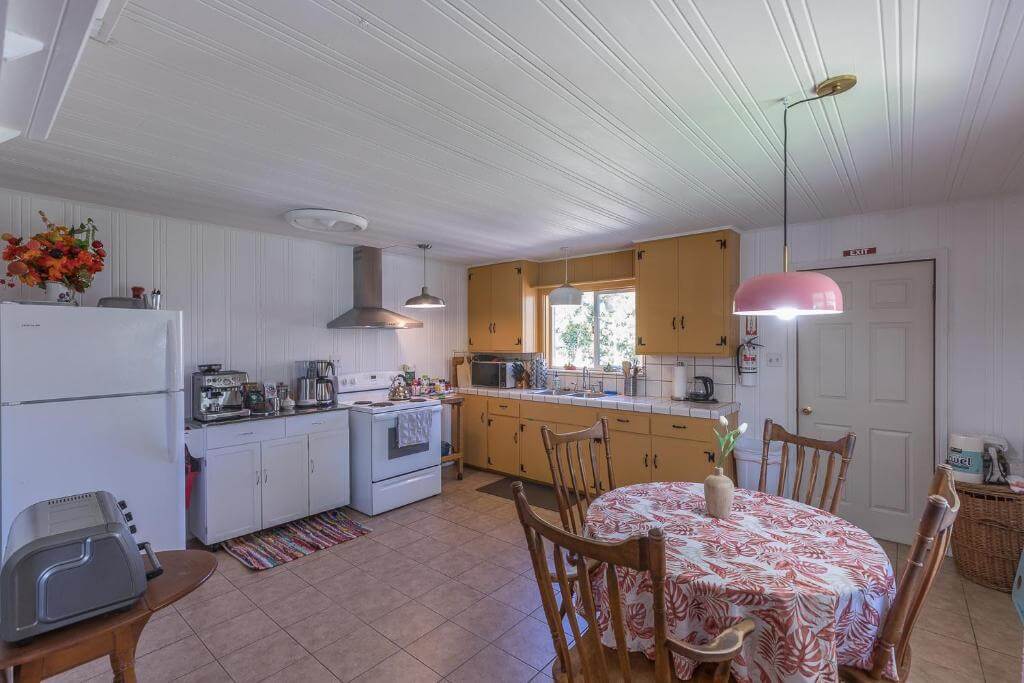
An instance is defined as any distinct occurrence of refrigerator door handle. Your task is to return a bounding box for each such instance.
[166,392,184,464]
[166,319,182,391]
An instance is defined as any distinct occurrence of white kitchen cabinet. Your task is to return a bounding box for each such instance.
[260,435,311,528]
[203,442,262,543]
[309,428,350,514]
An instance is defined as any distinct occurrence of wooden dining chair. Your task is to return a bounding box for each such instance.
[839,464,960,682]
[513,481,755,683]
[759,419,856,514]
[541,418,615,537]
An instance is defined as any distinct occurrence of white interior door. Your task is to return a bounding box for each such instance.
[798,261,934,543]
[309,429,350,514]
[261,436,310,528]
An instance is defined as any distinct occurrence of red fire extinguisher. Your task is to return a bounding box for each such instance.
[736,337,762,387]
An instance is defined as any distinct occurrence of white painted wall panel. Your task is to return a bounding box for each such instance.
[0,186,467,416]
[737,192,1024,473]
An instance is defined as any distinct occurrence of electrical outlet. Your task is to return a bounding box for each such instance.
[766,352,784,367]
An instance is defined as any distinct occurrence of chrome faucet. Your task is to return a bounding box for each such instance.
[581,367,591,393]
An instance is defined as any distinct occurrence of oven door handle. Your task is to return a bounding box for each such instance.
[371,405,442,423]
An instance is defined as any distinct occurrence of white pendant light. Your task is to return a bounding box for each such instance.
[405,244,446,308]
[734,76,856,320]
[549,247,583,306]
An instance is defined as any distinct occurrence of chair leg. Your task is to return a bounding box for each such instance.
[12,661,43,683]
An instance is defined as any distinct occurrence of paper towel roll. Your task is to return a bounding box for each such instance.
[671,362,687,400]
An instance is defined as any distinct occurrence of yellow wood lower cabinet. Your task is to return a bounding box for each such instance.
[519,418,562,484]
[462,394,489,468]
[651,436,716,483]
[486,413,520,474]
[608,431,651,487]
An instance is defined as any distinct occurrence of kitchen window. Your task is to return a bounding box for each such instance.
[549,288,635,370]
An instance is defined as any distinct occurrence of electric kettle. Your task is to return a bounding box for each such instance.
[686,376,716,402]
[315,378,336,406]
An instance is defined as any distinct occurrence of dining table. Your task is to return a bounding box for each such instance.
[583,481,897,683]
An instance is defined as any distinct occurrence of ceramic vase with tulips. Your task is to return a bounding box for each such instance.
[704,416,747,520]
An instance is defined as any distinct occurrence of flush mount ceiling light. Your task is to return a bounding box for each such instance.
[733,75,856,320]
[549,246,583,306]
[284,208,368,234]
[405,244,446,309]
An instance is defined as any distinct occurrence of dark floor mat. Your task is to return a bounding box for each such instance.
[477,477,560,512]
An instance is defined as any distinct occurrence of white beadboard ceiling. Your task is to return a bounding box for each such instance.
[0,0,1022,262]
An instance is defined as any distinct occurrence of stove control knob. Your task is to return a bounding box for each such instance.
[118,500,128,510]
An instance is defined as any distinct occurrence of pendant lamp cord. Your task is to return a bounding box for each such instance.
[783,88,841,271]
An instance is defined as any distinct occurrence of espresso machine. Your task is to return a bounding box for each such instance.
[295,360,337,408]
[192,364,251,422]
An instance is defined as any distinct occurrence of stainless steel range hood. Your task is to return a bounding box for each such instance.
[328,246,423,329]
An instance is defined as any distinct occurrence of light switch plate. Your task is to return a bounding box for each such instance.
[766,352,784,367]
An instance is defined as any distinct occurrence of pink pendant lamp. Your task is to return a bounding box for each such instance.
[734,76,857,320]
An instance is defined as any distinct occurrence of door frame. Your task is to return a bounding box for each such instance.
[790,248,948,470]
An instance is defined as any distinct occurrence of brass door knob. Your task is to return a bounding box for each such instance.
[801,406,814,415]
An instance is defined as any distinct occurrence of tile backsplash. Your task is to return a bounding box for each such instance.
[546,355,736,401]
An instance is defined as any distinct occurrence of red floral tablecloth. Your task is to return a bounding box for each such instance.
[584,482,896,683]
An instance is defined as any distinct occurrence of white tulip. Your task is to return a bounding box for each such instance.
[719,415,729,427]
[738,422,748,434]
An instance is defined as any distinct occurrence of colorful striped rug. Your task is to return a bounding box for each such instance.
[220,509,371,570]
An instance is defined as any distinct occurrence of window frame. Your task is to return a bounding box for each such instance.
[545,285,635,371]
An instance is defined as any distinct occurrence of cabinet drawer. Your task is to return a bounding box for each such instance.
[598,410,649,435]
[285,411,349,436]
[488,398,520,417]
[519,401,597,427]
[650,414,718,442]
[206,419,286,449]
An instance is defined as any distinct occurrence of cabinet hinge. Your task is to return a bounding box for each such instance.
[468,337,472,346]
[706,451,715,462]
[637,249,645,261]
[717,239,726,249]
[637,336,645,346]
[468,272,472,280]
[717,336,727,346]
[515,266,522,274]
[519,423,526,431]
[514,337,522,346]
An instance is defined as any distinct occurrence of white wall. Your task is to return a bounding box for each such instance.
[0,187,467,414]
[737,193,1024,471]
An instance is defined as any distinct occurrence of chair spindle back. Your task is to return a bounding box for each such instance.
[759,419,856,514]
[541,419,614,535]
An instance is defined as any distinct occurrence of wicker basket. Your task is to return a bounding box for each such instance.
[951,482,1024,592]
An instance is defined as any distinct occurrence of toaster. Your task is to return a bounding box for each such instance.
[1,491,162,643]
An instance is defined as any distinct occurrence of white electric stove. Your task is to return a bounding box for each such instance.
[337,371,442,515]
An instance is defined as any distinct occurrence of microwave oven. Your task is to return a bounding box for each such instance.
[471,361,517,388]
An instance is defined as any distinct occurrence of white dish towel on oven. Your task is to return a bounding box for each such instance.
[397,408,431,447]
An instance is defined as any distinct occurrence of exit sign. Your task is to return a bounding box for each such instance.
[842,247,877,257]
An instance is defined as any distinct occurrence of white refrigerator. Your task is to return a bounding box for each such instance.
[0,302,185,555]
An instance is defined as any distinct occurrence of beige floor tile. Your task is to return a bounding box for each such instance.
[285,604,365,651]
[330,537,392,564]
[372,526,425,549]
[174,660,233,682]
[405,621,488,676]
[176,588,255,632]
[172,572,235,610]
[425,549,481,577]
[316,568,382,601]
[290,553,353,585]
[915,602,976,644]
[344,583,411,620]
[451,596,528,641]
[404,514,456,536]
[964,581,1022,625]
[134,635,215,682]
[217,557,291,590]
[490,576,546,613]
[417,580,486,617]
[352,650,441,682]
[447,644,539,683]
[261,585,334,627]
[490,545,535,573]
[907,656,979,683]
[457,513,505,533]
[431,524,483,546]
[920,576,969,615]
[239,569,309,606]
[358,549,417,578]
[45,656,112,682]
[136,610,194,657]
[398,536,454,563]
[381,505,428,526]
[196,607,281,658]
[270,655,341,682]
[370,601,446,646]
[972,616,1023,657]
[493,614,560,669]
[218,630,307,682]
[433,505,478,524]
[910,627,984,680]
[461,534,518,559]
[458,560,518,593]
[979,646,1024,683]
[314,625,401,682]
[384,563,450,598]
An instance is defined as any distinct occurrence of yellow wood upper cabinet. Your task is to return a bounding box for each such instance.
[467,261,539,353]
[537,249,634,288]
[635,229,740,356]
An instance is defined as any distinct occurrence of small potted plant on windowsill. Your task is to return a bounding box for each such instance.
[705,416,747,520]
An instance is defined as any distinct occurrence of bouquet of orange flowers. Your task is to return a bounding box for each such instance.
[0,211,106,291]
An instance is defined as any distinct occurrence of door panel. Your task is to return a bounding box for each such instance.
[467,266,492,350]
[635,239,677,353]
[610,431,651,487]
[520,418,554,484]
[798,260,934,543]
[678,232,726,355]
[487,414,520,475]
[309,429,350,514]
[462,395,489,468]
[205,443,262,543]
[261,436,310,528]
[651,436,715,483]
[490,263,523,350]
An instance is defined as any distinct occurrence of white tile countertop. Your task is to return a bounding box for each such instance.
[455,386,739,419]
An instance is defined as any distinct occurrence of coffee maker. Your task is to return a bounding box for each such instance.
[192,364,251,421]
[294,361,337,408]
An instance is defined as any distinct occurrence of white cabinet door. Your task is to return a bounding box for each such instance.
[261,436,310,528]
[205,442,262,543]
[309,428,350,514]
